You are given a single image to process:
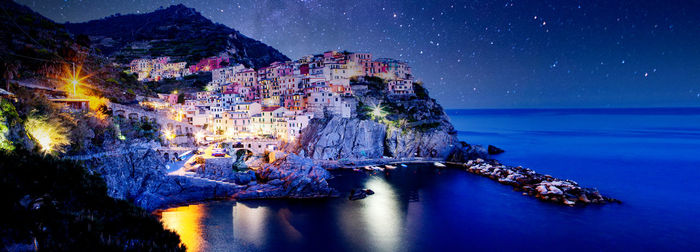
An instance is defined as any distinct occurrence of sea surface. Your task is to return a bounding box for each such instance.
[160,108,700,251]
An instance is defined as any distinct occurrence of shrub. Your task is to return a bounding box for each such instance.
[0,149,185,250]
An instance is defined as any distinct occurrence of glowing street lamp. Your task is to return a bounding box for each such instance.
[194,131,205,143]
[163,129,175,140]
[71,62,77,97]
[70,79,78,97]
[371,103,385,120]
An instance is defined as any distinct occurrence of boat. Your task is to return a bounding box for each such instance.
[384,164,397,169]
[433,162,446,168]
[371,166,384,171]
[363,166,373,171]
[400,164,408,167]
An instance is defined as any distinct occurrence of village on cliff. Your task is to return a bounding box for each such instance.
[120,50,416,153]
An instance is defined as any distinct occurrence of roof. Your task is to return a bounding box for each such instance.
[49,98,90,102]
[262,106,282,112]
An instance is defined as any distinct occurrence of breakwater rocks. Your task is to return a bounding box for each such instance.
[461,159,620,206]
[234,153,337,199]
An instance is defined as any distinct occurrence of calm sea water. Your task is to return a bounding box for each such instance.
[160,108,700,251]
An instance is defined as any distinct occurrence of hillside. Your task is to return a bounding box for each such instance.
[65,4,290,68]
[0,0,81,81]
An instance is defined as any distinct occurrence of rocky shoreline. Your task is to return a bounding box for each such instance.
[454,158,620,206]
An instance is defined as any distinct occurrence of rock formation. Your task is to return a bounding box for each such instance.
[462,158,620,206]
[234,153,337,199]
[79,145,241,211]
[295,82,489,162]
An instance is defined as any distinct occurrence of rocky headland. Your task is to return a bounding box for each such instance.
[295,80,480,161]
[290,80,619,206]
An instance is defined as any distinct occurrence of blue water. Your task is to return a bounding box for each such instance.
[160,108,700,251]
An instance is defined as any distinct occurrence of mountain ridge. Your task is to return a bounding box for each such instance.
[65,4,289,68]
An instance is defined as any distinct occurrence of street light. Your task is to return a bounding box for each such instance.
[72,63,76,96]
[371,103,385,120]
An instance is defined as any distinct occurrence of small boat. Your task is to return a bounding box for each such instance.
[400,164,408,167]
[433,162,447,168]
[363,166,373,171]
[371,166,383,171]
[384,165,397,169]
[353,168,360,172]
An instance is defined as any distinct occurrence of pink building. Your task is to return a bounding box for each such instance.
[157,93,179,105]
[189,56,230,73]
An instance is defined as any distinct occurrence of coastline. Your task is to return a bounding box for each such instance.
[152,155,619,213]
[315,157,619,206]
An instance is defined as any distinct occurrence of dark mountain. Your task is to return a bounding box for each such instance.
[0,0,82,81]
[65,4,290,68]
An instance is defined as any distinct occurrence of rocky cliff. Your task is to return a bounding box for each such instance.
[295,81,487,162]
[78,142,336,210]
[234,153,337,199]
[78,146,241,211]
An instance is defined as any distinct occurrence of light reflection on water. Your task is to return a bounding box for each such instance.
[231,202,268,247]
[157,109,700,251]
[160,204,207,251]
[359,177,402,251]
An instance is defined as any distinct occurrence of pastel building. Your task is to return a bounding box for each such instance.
[287,112,315,141]
[250,106,287,136]
[386,79,415,95]
[189,56,229,73]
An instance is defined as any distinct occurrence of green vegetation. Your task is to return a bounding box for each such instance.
[413,82,428,99]
[0,99,19,152]
[113,117,160,142]
[145,72,211,94]
[413,122,441,132]
[355,100,372,120]
[0,148,185,250]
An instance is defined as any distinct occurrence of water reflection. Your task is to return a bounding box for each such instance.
[160,204,207,251]
[231,202,269,247]
[340,176,404,251]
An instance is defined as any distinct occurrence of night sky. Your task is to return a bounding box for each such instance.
[17,0,700,109]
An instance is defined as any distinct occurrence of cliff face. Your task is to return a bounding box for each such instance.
[298,118,386,160]
[296,82,482,161]
[79,143,336,210]
[297,117,459,160]
[234,153,336,199]
[79,146,240,211]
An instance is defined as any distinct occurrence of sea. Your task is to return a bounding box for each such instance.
[160,108,700,251]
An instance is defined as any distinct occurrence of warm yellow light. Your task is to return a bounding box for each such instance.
[225,128,236,139]
[25,116,70,154]
[35,133,52,152]
[163,129,175,140]
[160,204,206,251]
[194,131,205,141]
[60,64,110,112]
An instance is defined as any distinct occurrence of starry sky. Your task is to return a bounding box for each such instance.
[17,0,700,109]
